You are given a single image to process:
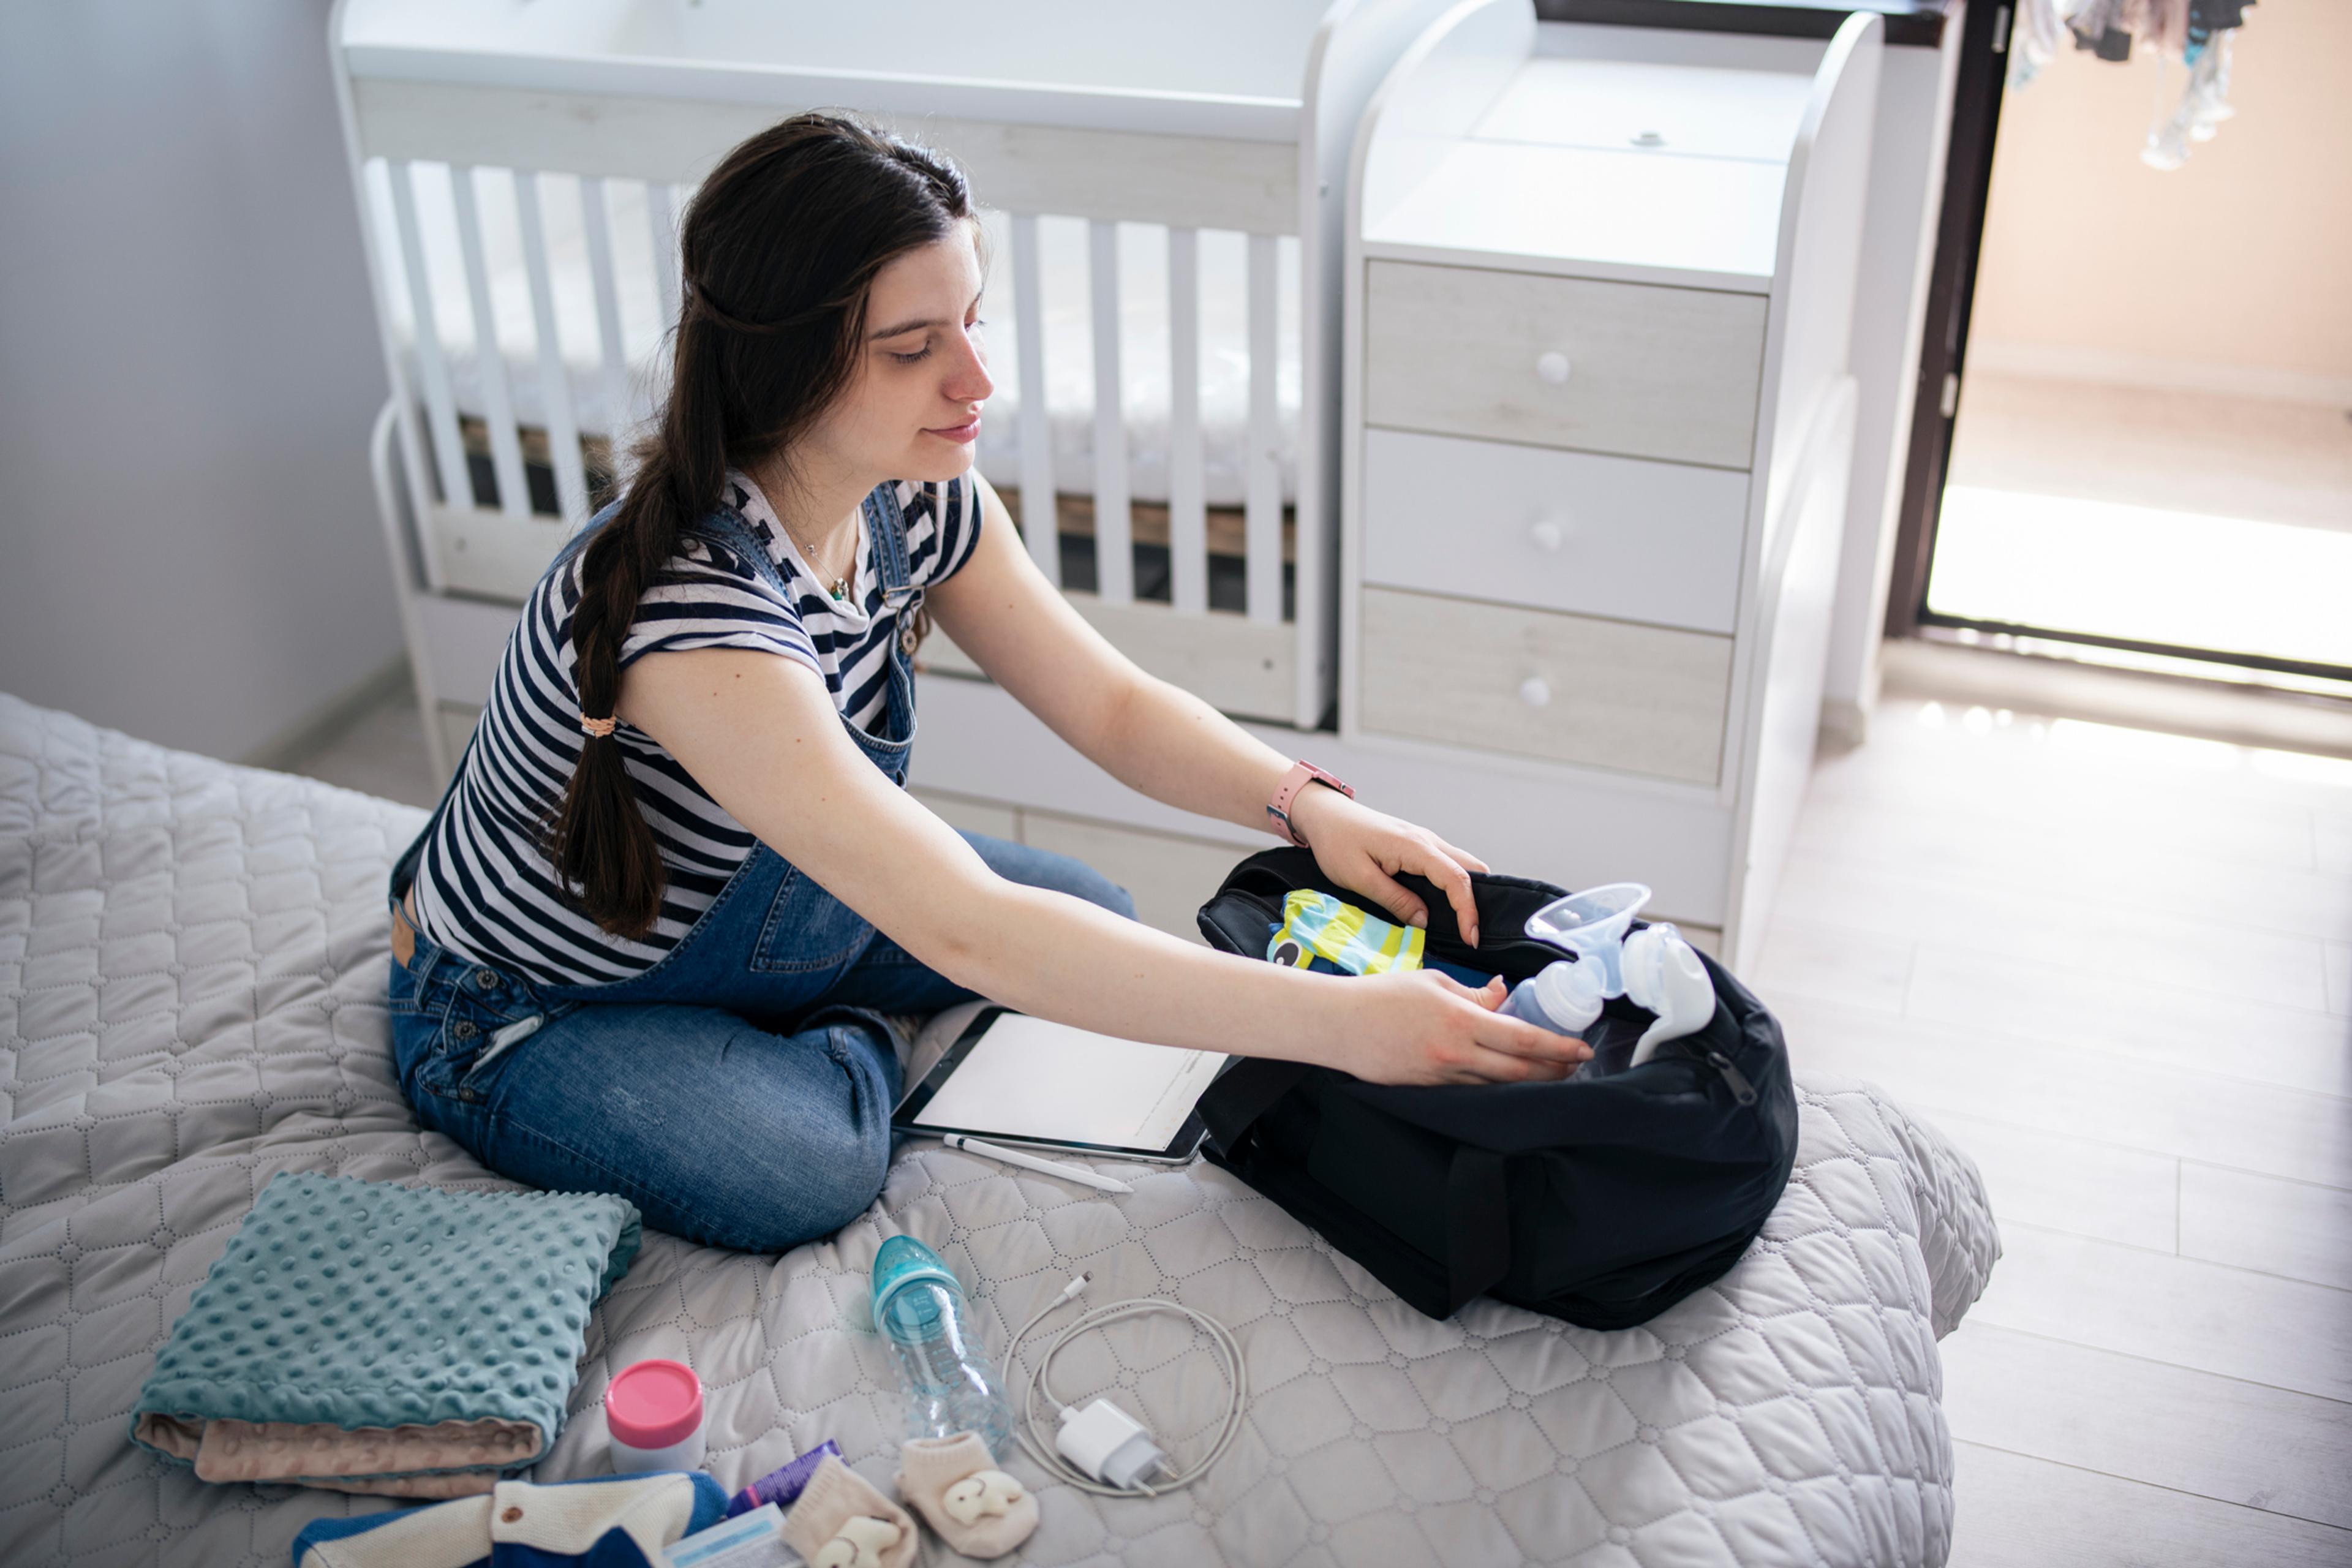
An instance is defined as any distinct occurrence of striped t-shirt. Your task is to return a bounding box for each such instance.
[405,472,981,987]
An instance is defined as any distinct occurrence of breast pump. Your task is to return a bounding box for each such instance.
[1500,883,1716,1065]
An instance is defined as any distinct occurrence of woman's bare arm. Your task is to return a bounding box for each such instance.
[614,647,1585,1085]
[925,475,1491,940]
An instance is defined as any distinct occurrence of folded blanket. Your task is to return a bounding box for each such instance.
[131,1172,641,1496]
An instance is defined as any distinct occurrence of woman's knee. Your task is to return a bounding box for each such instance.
[481,1008,894,1254]
[960,832,1136,919]
[713,1114,891,1252]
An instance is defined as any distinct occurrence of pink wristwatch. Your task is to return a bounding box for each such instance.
[1267,760,1354,848]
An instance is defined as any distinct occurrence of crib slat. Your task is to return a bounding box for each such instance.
[1009,214,1058,584]
[648,181,682,331]
[1245,232,1281,625]
[1088,221,1133,604]
[450,165,532,520]
[513,172,591,526]
[387,160,472,509]
[579,175,635,451]
[1166,227,1208,616]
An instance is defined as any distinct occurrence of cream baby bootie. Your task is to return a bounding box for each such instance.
[781,1455,919,1568]
[897,1433,1039,1559]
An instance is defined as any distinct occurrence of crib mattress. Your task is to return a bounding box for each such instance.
[0,691,1998,1568]
[371,171,1302,508]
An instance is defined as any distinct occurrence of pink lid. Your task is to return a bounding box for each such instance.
[606,1359,703,1449]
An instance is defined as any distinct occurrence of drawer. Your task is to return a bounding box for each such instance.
[1357,587,1730,784]
[1364,260,1765,468]
[1362,428,1749,635]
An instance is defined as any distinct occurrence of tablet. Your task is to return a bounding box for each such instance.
[892,1006,1226,1163]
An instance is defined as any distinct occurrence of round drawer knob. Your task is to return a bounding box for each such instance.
[1529,518,1566,552]
[1518,676,1553,709]
[1534,351,1572,386]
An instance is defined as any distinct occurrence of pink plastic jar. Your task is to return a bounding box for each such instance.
[606,1359,706,1474]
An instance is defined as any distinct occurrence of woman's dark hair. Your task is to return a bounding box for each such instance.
[543,111,974,938]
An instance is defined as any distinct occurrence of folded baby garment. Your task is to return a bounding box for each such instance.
[1265,890,1425,975]
[132,1171,641,1496]
[293,1471,727,1567]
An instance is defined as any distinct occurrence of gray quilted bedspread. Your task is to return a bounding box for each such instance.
[0,693,1999,1568]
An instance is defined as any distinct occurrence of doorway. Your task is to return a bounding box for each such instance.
[1889,0,2352,698]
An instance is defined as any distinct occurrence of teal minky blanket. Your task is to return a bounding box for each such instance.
[130,1172,640,1497]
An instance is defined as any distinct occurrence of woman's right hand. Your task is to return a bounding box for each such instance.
[1335,970,1592,1085]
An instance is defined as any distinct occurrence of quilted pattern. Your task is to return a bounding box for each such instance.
[0,693,1999,1568]
[131,1172,640,1480]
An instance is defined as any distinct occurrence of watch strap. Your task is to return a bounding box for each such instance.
[1267,760,1354,849]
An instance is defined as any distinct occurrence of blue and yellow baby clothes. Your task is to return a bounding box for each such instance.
[1266,891,1426,975]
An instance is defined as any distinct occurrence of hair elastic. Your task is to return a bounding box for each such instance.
[579,714,617,739]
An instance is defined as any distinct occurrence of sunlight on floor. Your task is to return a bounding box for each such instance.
[1910,697,2352,789]
[1926,484,2352,669]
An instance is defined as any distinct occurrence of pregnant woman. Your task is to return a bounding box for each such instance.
[385,112,1585,1253]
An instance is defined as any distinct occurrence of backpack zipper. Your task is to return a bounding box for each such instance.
[1704,1049,1759,1106]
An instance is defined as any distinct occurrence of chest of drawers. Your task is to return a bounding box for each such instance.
[1338,2,1882,967]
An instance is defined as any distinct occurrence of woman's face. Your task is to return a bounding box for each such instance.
[807,224,993,488]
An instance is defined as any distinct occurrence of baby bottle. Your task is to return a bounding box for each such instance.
[872,1235,1014,1455]
[1499,960,1607,1036]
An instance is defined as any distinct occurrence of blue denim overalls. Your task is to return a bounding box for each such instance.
[385,486,1130,1252]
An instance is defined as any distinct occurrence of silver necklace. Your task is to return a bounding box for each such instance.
[779,513,855,602]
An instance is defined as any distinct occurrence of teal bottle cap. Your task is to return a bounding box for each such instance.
[871,1235,962,1322]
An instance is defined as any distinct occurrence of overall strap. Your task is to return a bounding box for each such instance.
[693,502,796,605]
[864,481,916,600]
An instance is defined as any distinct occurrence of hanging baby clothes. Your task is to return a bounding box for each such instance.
[2005,0,2255,167]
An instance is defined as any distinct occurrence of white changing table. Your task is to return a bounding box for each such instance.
[1336,2,1883,965]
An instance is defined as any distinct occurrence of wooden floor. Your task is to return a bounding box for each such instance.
[287,684,2352,1565]
[1746,697,2352,1567]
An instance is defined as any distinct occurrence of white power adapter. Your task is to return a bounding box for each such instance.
[1009,1273,1246,1498]
[1054,1398,1170,1490]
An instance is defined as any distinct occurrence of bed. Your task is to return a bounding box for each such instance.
[0,691,1999,1567]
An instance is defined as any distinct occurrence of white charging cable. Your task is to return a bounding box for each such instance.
[1004,1273,1247,1499]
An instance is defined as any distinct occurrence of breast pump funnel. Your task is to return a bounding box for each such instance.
[1522,883,1651,992]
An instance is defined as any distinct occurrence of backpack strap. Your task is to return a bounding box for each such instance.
[1205,1058,1513,1317]
[1197,1057,1311,1156]
[1444,1145,1512,1314]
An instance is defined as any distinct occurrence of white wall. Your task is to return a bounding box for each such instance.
[0,1,399,761]
[1971,0,2352,396]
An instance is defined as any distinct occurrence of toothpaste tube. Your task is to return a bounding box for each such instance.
[724,1440,842,1518]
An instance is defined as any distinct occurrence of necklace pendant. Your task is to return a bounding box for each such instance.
[829,577,849,602]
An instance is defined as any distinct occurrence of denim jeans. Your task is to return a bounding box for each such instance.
[386,495,1136,1253]
[387,829,1133,1253]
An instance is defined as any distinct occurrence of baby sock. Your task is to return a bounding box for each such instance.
[897,1433,1039,1560]
[780,1455,919,1568]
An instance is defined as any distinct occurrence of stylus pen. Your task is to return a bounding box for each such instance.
[943,1134,1134,1194]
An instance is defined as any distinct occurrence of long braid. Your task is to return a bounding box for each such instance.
[538,111,972,938]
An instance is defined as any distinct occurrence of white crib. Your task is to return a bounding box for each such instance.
[331,0,1460,774]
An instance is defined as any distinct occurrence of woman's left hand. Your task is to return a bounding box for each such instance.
[1284,786,1488,946]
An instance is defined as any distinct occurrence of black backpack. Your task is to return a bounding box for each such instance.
[1194,848,1798,1329]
